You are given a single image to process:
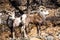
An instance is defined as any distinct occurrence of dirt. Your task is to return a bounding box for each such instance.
[0,0,60,40]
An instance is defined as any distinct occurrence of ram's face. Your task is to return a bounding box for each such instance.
[39,6,49,15]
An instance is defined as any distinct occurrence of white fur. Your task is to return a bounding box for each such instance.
[22,14,27,23]
[13,17,21,27]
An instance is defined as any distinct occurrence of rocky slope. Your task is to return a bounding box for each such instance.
[0,0,60,40]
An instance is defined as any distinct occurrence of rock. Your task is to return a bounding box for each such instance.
[45,35,54,40]
[57,0,60,4]
[55,7,60,16]
[56,32,60,39]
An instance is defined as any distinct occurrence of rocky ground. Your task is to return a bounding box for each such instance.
[0,0,60,40]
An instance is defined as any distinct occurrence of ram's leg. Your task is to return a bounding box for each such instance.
[13,31,16,40]
[37,26,40,36]
[21,25,28,39]
[36,24,41,39]
[24,26,28,38]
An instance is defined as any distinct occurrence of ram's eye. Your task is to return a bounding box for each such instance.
[41,10,43,12]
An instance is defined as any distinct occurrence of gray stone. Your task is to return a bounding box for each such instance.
[45,35,54,40]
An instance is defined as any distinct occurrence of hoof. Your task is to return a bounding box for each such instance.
[36,35,41,39]
[24,37,30,40]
